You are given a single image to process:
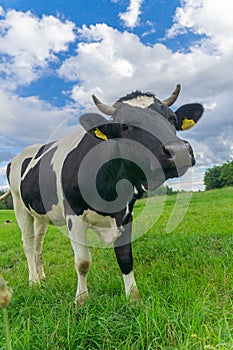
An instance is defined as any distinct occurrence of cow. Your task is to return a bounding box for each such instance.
[0,84,204,304]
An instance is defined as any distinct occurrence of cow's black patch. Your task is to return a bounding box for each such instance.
[68,218,73,231]
[175,103,204,130]
[96,158,145,202]
[21,158,32,177]
[114,215,133,274]
[62,134,98,216]
[6,163,11,184]
[20,147,58,215]
[34,141,56,159]
[62,133,145,217]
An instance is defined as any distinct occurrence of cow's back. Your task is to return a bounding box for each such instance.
[8,127,86,224]
[8,144,43,198]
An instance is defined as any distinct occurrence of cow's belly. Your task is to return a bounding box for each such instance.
[29,203,66,226]
[82,210,122,244]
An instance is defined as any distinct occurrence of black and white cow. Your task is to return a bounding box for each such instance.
[1,84,204,304]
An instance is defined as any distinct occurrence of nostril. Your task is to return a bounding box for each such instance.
[162,145,174,159]
[184,141,191,152]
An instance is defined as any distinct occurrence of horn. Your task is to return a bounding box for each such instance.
[162,84,181,106]
[92,95,116,116]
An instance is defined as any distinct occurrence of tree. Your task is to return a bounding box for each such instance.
[204,160,233,190]
[0,191,13,210]
[220,161,233,187]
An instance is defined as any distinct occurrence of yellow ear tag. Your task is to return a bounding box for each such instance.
[94,128,108,140]
[182,118,195,130]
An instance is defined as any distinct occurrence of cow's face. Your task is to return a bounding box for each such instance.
[113,103,195,182]
[80,85,203,190]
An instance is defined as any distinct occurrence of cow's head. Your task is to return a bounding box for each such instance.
[80,84,204,191]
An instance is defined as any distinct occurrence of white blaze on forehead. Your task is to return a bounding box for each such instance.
[122,95,155,108]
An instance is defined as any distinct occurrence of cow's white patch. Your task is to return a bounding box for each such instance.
[66,215,91,304]
[141,184,148,192]
[123,95,155,108]
[82,210,121,244]
[29,204,66,226]
[122,202,131,222]
[123,271,137,297]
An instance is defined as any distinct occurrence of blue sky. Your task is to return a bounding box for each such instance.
[1,0,187,107]
[0,0,233,191]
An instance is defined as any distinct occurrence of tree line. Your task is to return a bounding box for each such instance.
[0,190,13,209]
[204,160,233,190]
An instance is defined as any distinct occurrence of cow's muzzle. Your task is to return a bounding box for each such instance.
[160,140,195,177]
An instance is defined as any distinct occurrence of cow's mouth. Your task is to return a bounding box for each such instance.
[139,159,194,191]
[165,166,189,179]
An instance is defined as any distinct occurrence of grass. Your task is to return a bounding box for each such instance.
[0,187,233,349]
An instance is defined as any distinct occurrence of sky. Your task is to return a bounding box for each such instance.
[0,0,233,191]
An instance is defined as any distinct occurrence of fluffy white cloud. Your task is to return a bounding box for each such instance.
[0,6,4,16]
[119,0,144,28]
[0,89,80,147]
[59,24,176,103]
[59,22,232,105]
[167,0,233,52]
[0,163,9,191]
[0,9,75,89]
[0,164,7,177]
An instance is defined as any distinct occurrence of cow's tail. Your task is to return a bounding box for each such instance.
[0,190,11,202]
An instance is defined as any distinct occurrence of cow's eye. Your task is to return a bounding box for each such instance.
[122,124,129,131]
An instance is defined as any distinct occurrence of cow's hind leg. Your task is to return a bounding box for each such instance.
[34,219,48,280]
[67,216,92,305]
[13,197,39,283]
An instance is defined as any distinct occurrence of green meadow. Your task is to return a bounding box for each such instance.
[0,187,233,349]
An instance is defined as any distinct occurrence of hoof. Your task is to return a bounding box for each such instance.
[29,279,40,286]
[129,286,141,305]
[75,291,89,305]
[29,273,40,285]
[38,272,46,280]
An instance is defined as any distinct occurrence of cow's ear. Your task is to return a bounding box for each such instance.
[175,103,204,131]
[80,113,110,140]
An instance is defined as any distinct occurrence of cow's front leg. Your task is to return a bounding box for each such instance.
[114,220,140,303]
[67,216,92,305]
